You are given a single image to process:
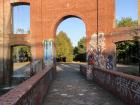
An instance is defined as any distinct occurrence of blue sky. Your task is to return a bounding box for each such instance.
[13,5,30,34]
[116,0,138,20]
[13,0,138,46]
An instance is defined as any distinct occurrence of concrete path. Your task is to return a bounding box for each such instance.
[42,63,125,105]
[13,62,30,77]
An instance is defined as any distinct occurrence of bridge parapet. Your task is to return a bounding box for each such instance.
[0,66,56,105]
[80,65,140,105]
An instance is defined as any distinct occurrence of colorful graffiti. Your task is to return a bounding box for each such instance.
[88,33,106,67]
[106,55,113,70]
[43,40,53,67]
[88,33,114,70]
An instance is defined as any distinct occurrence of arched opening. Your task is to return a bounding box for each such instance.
[10,45,32,85]
[0,45,32,95]
[12,3,30,34]
[54,16,86,63]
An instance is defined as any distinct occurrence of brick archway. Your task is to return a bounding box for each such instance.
[0,0,115,83]
[52,14,87,38]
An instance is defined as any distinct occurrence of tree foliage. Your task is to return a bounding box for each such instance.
[116,17,138,27]
[16,28,30,34]
[116,41,138,64]
[73,37,86,62]
[12,46,31,62]
[56,31,73,62]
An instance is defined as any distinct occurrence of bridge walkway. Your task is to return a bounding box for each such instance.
[42,63,126,105]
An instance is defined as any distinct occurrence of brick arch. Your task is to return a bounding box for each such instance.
[50,12,88,39]
[9,42,31,47]
[10,0,30,5]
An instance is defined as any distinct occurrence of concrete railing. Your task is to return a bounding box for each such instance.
[80,65,140,105]
[0,66,56,105]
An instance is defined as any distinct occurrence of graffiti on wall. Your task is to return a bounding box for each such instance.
[88,33,114,70]
[88,33,106,68]
[43,40,53,67]
[94,70,140,105]
[106,55,113,70]
[115,77,140,103]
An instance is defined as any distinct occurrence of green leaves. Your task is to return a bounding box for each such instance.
[77,37,86,54]
[56,31,73,62]
[116,17,138,27]
[116,41,138,64]
[73,37,86,62]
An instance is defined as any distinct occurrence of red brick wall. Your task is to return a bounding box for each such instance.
[1,0,115,65]
[29,0,115,59]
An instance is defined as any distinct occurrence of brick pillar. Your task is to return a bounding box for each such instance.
[0,0,4,84]
[1,0,12,84]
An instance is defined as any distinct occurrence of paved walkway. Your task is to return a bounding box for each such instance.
[42,63,125,105]
[13,62,30,77]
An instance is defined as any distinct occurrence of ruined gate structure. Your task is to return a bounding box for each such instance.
[0,0,116,84]
[0,0,139,84]
[0,0,140,105]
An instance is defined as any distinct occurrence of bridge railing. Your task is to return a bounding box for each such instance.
[80,65,140,105]
[0,65,55,105]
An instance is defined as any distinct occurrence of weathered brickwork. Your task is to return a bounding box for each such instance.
[0,0,139,104]
[80,65,140,105]
[0,0,116,83]
[0,66,55,105]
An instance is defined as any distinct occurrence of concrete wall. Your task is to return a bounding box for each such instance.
[80,65,140,105]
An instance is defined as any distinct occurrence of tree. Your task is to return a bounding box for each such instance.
[16,28,25,34]
[12,46,31,62]
[56,31,73,62]
[116,41,136,63]
[77,37,86,54]
[74,37,86,62]
[116,17,138,27]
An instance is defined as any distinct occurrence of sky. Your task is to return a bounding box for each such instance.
[13,0,138,46]
[13,5,30,34]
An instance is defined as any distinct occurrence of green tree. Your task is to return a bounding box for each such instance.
[12,46,31,62]
[77,37,86,54]
[74,37,86,62]
[56,31,73,62]
[116,17,138,27]
[116,41,136,63]
[16,28,25,34]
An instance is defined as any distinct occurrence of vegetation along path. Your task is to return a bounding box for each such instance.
[42,63,125,105]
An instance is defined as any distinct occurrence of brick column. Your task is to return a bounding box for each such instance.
[0,0,4,84]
